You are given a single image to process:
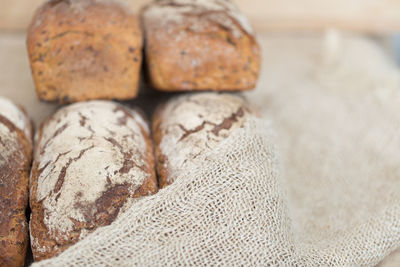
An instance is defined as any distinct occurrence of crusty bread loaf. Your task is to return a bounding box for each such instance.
[152,93,256,188]
[0,97,32,267]
[141,0,261,92]
[27,0,143,103]
[30,101,157,261]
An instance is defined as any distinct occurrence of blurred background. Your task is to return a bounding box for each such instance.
[1,0,400,33]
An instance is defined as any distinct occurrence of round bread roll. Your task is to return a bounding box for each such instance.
[30,101,157,261]
[152,93,257,188]
[0,97,32,267]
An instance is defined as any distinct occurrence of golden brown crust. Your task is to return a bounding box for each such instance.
[141,0,261,92]
[0,113,32,266]
[30,101,157,261]
[27,0,143,103]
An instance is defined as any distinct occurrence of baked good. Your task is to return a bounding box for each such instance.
[141,0,261,92]
[27,0,143,103]
[0,97,33,267]
[30,101,157,261]
[152,93,256,188]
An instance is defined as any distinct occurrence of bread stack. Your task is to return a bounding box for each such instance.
[1,0,261,264]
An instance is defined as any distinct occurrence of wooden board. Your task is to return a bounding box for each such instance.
[0,33,57,124]
[1,0,400,33]
[0,31,399,266]
[248,0,400,34]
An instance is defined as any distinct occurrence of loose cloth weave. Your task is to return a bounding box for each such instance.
[34,33,400,266]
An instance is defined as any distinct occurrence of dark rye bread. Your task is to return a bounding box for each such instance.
[0,97,33,267]
[30,101,157,261]
[141,0,261,92]
[27,0,143,103]
[152,93,257,188]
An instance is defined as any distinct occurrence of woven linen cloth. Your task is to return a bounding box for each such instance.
[33,33,400,266]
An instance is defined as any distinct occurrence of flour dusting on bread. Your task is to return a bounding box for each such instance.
[0,97,31,139]
[155,93,255,185]
[0,124,19,173]
[143,0,253,38]
[34,101,151,234]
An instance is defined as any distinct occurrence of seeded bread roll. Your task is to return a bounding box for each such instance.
[153,93,256,188]
[27,0,143,103]
[0,97,32,267]
[141,0,261,92]
[30,101,157,261]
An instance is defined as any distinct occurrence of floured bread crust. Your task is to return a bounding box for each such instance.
[27,0,143,103]
[141,0,261,91]
[153,93,256,188]
[0,98,32,267]
[30,101,157,261]
[0,97,32,139]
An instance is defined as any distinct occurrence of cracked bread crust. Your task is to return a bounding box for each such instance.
[30,101,157,261]
[0,98,32,267]
[152,93,256,188]
[141,0,261,92]
[27,0,143,103]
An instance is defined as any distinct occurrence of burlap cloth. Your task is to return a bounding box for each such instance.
[2,31,400,266]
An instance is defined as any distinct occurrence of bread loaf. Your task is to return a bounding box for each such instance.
[153,93,256,188]
[27,0,143,103]
[0,97,32,267]
[141,0,261,92]
[30,101,157,261]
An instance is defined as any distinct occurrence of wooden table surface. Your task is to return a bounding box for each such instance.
[1,0,400,33]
